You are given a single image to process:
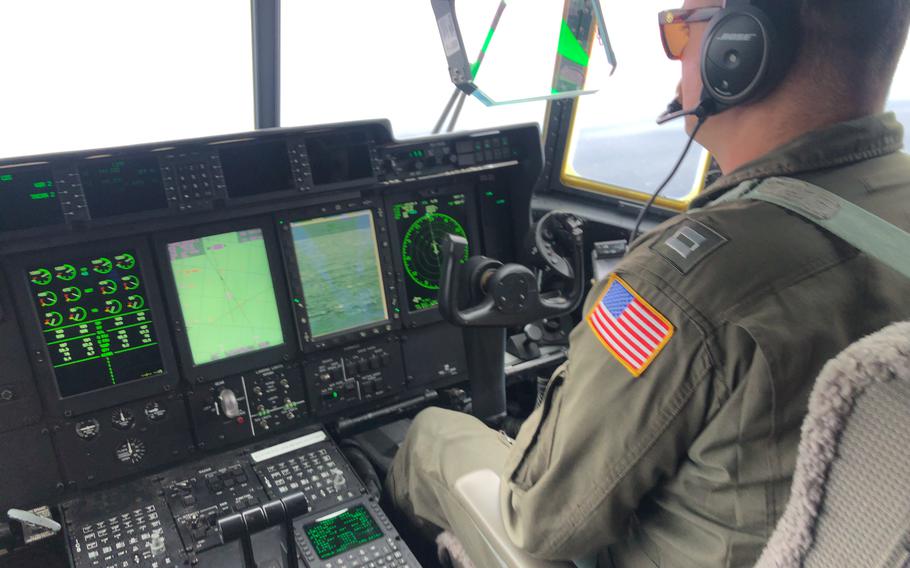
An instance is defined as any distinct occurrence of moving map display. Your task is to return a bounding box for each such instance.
[392,194,471,312]
[27,250,165,397]
[167,229,284,366]
[290,211,388,338]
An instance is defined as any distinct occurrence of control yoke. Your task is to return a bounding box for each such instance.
[438,212,585,424]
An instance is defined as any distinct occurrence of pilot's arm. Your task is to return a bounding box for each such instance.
[500,245,722,560]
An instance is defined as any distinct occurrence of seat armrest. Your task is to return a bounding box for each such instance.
[453,469,575,568]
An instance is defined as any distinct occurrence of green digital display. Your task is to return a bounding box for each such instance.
[392,194,470,312]
[304,506,384,560]
[290,211,388,339]
[27,250,165,397]
[167,229,284,366]
[0,166,65,231]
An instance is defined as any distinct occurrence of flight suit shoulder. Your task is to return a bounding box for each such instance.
[618,194,859,330]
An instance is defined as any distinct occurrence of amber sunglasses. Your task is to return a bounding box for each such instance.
[658,7,723,60]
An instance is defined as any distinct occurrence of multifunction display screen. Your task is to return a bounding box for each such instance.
[290,211,388,338]
[0,166,64,231]
[27,250,165,398]
[167,229,284,365]
[392,193,471,312]
[219,140,293,198]
[78,156,168,219]
[306,132,373,185]
[304,506,384,560]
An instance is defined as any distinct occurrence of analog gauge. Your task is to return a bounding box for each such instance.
[37,291,58,307]
[62,286,82,302]
[29,268,53,286]
[126,295,145,310]
[104,299,123,314]
[68,306,88,323]
[121,275,140,291]
[75,419,101,441]
[144,401,167,422]
[99,279,118,295]
[111,408,135,430]
[54,264,77,281]
[115,439,146,465]
[114,253,136,271]
[402,213,469,290]
[43,311,63,328]
[91,257,113,274]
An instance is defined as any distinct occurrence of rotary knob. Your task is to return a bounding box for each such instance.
[218,388,242,419]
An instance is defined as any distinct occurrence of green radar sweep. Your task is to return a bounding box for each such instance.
[401,212,468,291]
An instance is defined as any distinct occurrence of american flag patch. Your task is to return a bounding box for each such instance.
[586,276,674,377]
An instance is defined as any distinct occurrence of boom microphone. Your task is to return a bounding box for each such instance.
[656,96,714,125]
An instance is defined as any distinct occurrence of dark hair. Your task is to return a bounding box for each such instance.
[796,0,910,98]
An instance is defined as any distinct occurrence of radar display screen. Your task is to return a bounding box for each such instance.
[304,505,384,560]
[27,250,165,398]
[392,194,471,312]
[219,140,294,198]
[0,166,64,231]
[79,156,168,219]
[290,211,388,338]
[167,229,284,366]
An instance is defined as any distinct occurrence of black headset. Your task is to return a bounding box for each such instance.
[699,0,799,114]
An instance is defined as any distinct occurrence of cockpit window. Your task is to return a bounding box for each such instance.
[560,3,711,210]
[561,3,910,209]
[888,49,910,148]
[0,0,254,160]
[280,0,546,138]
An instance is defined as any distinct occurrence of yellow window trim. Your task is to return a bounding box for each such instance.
[552,6,713,212]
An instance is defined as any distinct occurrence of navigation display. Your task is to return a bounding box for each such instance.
[167,229,284,366]
[290,211,388,338]
[219,140,294,198]
[304,505,384,560]
[0,166,64,231]
[27,250,165,398]
[79,156,168,219]
[392,193,472,312]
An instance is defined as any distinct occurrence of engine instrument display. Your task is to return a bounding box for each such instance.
[27,250,165,398]
[167,229,284,365]
[78,156,168,218]
[392,194,471,312]
[290,211,388,338]
[0,166,64,231]
[304,505,384,560]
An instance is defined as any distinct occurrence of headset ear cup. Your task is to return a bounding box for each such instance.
[700,5,789,110]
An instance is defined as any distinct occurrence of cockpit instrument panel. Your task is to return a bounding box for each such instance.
[0,119,540,514]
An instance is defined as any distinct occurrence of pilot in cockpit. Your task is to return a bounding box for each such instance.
[387,1,910,566]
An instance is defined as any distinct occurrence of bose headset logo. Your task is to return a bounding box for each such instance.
[717,32,758,41]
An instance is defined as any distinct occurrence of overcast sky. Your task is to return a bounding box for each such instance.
[2,0,909,159]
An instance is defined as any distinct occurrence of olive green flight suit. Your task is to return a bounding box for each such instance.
[387,113,910,567]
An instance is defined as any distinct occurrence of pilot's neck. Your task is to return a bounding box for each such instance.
[709,82,884,175]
